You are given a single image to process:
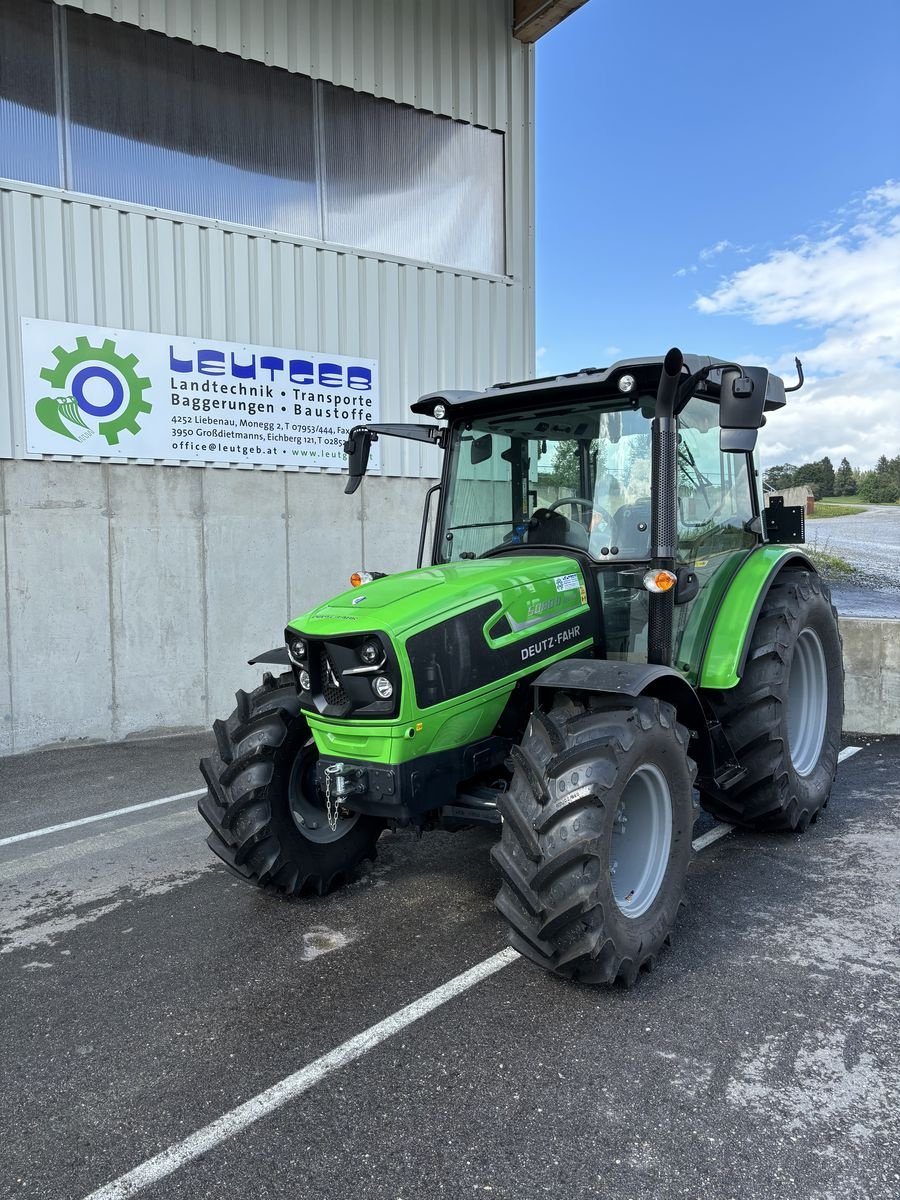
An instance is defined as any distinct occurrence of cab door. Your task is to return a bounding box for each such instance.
[672,396,759,677]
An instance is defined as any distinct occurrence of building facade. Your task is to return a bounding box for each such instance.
[0,0,580,753]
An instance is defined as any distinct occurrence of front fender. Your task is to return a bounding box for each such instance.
[247,645,290,667]
[533,657,714,779]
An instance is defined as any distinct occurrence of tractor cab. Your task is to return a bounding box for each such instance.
[345,351,801,675]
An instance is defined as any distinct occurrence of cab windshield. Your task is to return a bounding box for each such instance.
[438,404,653,563]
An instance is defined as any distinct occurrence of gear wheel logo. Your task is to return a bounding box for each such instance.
[36,336,152,446]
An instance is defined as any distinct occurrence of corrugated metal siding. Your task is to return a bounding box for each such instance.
[1,0,534,476]
[0,187,530,475]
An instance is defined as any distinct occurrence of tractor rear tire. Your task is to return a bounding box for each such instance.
[700,566,843,832]
[491,695,696,987]
[199,671,384,895]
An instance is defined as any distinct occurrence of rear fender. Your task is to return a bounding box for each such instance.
[700,549,816,690]
[533,658,714,780]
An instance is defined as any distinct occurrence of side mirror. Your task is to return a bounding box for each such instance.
[719,367,768,453]
[344,427,373,494]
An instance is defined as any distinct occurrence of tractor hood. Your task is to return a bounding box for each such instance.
[290,554,589,641]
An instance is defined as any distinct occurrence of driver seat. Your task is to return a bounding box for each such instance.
[525,508,589,552]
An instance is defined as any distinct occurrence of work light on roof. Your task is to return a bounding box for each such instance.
[618,374,636,394]
[432,402,447,420]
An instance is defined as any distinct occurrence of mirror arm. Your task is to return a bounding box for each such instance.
[784,357,804,392]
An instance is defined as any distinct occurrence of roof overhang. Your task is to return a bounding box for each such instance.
[513,0,591,43]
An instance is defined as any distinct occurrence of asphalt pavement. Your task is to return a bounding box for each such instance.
[1,732,899,1200]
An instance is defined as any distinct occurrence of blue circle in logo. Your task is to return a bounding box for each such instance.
[72,365,125,417]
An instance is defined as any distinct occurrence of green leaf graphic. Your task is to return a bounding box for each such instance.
[35,395,93,442]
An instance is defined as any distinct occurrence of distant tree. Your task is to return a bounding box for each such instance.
[876,454,891,476]
[794,461,825,499]
[819,456,836,497]
[858,470,900,504]
[763,463,798,490]
[547,440,580,490]
[834,457,855,496]
[542,438,601,491]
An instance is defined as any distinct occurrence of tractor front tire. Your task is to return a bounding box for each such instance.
[199,672,384,895]
[492,696,696,987]
[701,567,843,832]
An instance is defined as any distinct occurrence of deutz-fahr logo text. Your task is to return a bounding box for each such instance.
[520,624,582,661]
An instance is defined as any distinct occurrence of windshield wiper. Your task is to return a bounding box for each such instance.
[447,520,516,531]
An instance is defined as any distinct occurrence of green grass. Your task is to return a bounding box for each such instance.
[805,548,856,579]
[810,502,866,518]
[817,496,867,507]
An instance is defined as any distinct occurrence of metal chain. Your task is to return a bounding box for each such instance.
[325,764,340,832]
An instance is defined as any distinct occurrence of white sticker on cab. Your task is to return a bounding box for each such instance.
[554,573,580,592]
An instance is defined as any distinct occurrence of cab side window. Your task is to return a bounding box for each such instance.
[673,396,757,671]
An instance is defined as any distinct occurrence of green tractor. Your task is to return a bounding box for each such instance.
[200,348,843,986]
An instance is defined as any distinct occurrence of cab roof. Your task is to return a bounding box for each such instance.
[411,354,788,422]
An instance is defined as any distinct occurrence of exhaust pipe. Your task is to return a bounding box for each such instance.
[648,348,684,666]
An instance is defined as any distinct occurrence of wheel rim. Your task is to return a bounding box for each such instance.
[288,742,360,844]
[786,627,828,777]
[609,763,673,919]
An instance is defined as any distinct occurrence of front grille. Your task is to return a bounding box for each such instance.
[319,646,348,706]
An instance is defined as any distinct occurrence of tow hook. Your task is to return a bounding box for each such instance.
[323,761,368,798]
[323,761,368,831]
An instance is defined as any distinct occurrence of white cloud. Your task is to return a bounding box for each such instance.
[694,181,900,468]
[699,239,734,262]
[698,239,753,263]
[673,264,697,278]
[536,345,548,360]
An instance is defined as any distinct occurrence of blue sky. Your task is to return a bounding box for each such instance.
[535,0,900,469]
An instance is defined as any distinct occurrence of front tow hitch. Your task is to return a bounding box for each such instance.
[322,761,369,830]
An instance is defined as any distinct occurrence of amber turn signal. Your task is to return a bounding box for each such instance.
[350,571,374,588]
[643,569,677,594]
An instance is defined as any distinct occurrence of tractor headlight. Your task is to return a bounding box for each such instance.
[359,638,382,666]
[287,638,307,666]
[298,668,311,692]
[371,675,394,700]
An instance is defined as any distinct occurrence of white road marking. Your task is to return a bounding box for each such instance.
[838,745,862,763]
[81,947,519,1200]
[690,746,862,853]
[693,823,734,851]
[0,789,205,848]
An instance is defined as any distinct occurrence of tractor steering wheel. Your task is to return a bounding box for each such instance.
[548,496,614,537]
[548,496,593,518]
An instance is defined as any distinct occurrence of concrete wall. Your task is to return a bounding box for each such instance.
[2,488,895,754]
[0,459,429,753]
[841,618,900,736]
